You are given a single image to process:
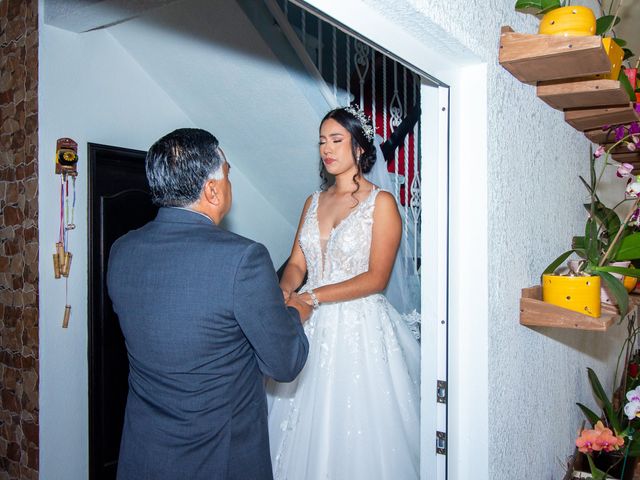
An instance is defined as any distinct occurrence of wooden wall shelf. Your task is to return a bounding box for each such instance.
[537,79,630,110]
[520,286,639,331]
[498,26,637,146]
[499,26,611,84]
[584,128,617,145]
[612,151,640,163]
[565,104,640,132]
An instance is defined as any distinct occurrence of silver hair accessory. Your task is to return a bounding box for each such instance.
[344,105,374,142]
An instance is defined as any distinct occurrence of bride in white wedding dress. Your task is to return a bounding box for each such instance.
[267,107,420,480]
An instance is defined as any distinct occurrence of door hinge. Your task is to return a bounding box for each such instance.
[436,431,447,455]
[437,380,447,404]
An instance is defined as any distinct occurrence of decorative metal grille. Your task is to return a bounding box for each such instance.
[274,0,422,274]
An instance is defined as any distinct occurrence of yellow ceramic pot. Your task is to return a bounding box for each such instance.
[592,37,625,80]
[538,6,596,37]
[542,274,601,317]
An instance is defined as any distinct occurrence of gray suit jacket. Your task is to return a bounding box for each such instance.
[107,207,308,480]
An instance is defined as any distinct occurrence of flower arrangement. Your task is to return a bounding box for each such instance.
[543,122,640,317]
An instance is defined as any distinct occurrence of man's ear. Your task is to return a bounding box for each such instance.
[203,179,220,206]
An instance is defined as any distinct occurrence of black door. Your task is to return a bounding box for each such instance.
[88,143,158,480]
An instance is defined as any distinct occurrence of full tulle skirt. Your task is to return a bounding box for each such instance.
[267,294,420,480]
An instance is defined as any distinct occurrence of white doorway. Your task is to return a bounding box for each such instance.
[271,1,454,478]
[294,1,490,479]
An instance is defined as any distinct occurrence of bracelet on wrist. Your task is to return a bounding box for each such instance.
[308,289,320,310]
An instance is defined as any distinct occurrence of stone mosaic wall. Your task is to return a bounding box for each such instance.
[0,0,39,478]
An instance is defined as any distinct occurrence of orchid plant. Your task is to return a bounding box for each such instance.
[543,121,640,317]
[575,368,639,479]
[575,337,640,480]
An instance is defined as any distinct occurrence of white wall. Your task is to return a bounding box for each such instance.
[353,0,630,478]
[38,15,295,479]
[106,0,323,227]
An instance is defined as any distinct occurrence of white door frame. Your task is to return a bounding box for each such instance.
[420,82,450,479]
[294,2,490,479]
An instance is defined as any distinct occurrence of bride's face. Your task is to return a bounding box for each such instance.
[319,118,360,177]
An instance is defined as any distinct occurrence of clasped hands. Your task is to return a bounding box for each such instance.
[283,289,314,323]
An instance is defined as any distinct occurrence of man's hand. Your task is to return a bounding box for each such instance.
[286,293,312,323]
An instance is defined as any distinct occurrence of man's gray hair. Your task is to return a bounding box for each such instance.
[146,128,224,207]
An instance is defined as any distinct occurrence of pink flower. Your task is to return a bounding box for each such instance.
[594,145,606,158]
[617,163,634,178]
[628,142,637,152]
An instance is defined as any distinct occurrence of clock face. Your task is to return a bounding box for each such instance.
[59,149,78,166]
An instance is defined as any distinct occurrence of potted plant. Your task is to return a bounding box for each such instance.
[514,0,635,87]
[543,124,640,317]
[571,309,640,479]
[572,367,640,479]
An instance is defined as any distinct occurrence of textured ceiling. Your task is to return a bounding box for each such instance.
[44,0,180,32]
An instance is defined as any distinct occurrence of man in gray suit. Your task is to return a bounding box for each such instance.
[107,128,310,480]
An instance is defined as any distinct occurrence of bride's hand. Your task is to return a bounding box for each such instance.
[298,292,313,306]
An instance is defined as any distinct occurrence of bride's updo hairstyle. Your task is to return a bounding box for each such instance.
[320,106,377,193]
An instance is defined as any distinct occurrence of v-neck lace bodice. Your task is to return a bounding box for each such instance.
[299,189,379,288]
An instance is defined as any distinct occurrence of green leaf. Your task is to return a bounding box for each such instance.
[620,69,636,101]
[613,38,627,47]
[587,455,609,480]
[573,236,586,250]
[539,2,562,14]
[579,175,594,195]
[577,402,601,427]
[541,0,562,9]
[514,0,561,14]
[586,218,600,264]
[624,48,635,61]
[542,250,574,275]
[587,367,621,434]
[586,201,622,240]
[597,15,621,35]
[614,233,640,261]
[514,0,544,13]
[628,439,640,457]
[596,271,629,318]
[594,265,640,278]
[515,0,542,8]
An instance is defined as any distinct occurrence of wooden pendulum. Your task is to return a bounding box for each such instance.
[53,253,61,279]
[55,242,65,277]
[62,305,71,329]
[61,252,72,277]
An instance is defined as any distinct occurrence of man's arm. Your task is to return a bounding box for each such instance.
[233,242,309,382]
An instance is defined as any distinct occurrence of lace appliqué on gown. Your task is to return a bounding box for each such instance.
[267,189,421,480]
